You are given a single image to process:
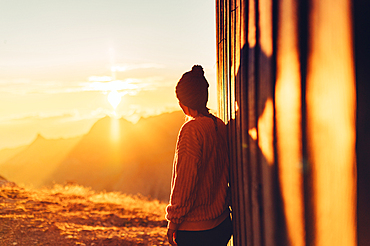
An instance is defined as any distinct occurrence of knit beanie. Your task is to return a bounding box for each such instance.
[175,65,209,111]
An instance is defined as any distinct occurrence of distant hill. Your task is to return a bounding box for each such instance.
[45,111,185,201]
[0,145,28,164]
[0,111,185,200]
[0,134,82,187]
[113,111,185,200]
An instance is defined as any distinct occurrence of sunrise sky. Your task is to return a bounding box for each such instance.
[0,0,217,149]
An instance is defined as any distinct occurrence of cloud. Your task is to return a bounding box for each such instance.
[0,79,31,85]
[0,111,79,122]
[0,79,84,95]
[0,109,110,125]
[0,77,168,95]
[0,62,171,95]
[110,63,165,72]
[82,79,145,92]
[80,76,172,97]
[88,76,113,82]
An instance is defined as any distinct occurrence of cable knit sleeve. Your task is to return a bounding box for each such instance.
[165,120,202,225]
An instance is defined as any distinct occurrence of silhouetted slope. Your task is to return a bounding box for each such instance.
[0,134,81,187]
[0,145,28,164]
[114,111,185,200]
[47,111,185,201]
[45,116,135,191]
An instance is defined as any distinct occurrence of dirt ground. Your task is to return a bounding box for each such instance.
[0,182,169,246]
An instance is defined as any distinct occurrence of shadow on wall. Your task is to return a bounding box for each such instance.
[226,45,289,245]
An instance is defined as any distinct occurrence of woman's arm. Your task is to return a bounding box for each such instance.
[166,121,202,225]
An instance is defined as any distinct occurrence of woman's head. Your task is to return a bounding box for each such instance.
[175,65,209,114]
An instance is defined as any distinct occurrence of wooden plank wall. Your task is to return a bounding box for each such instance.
[354,1,370,245]
[216,0,358,245]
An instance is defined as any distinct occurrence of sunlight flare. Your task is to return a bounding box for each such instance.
[108,90,121,110]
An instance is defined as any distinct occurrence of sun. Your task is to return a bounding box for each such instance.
[108,90,121,110]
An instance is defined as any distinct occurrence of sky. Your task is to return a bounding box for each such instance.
[0,0,217,149]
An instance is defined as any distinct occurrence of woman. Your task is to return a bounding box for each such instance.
[166,65,232,246]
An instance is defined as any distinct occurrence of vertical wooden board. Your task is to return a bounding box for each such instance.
[248,0,262,245]
[239,0,254,245]
[223,0,230,122]
[216,0,222,118]
[218,0,227,122]
[217,0,223,119]
[234,0,241,74]
[275,0,305,245]
[230,115,241,246]
[234,1,251,246]
[235,1,250,246]
[231,1,246,245]
[230,0,236,121]
[229,2,242,245]
[353,1,370,245]
[306,0,356,245]
[257,0,276,245]
[217,0,226,120]
[223,1,242,246]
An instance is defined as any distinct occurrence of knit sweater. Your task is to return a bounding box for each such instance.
[166,115,230,231]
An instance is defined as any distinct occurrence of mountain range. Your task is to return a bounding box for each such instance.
[0,111,185,201]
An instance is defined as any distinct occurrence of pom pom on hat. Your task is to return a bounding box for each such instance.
[175,65,209,111]
[191,65,205,76]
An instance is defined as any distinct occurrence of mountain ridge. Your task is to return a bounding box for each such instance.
[0,111,185,201]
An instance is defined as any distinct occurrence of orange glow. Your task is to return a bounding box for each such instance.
[235,101,239,112]
[275,0,305,245]
[0,135,81,188]
[248,127,257,141]
[258,0,273,57]
[110,117,120,144]
[257,98,274,165]
[109,117,123,171]
[307,0,356,244]
[0,0,220,153]
[248,0,256,47]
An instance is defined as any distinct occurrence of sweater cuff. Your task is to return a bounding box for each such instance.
[167,221,180,230]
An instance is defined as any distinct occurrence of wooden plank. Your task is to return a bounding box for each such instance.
[257,0,276,245]
[225,0,231,121]
[216,0,221,116]
[230,0,242,245]
[306,0,356,245]
[216,0,224,119]
[234,0,253,245]
[233,1,250,245]
[239,0,253,245]
[353,0,370,245]
[275,0,305,245]
[247,0,262,245]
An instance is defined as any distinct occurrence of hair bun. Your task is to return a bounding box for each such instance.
[191,65,204,76]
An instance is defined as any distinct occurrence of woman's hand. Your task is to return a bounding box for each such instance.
[167,228,178,246]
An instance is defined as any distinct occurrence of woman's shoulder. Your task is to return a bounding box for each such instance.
[196,115,227,131]
[181,115,227,129]
[179,117,198,131]
[179,116,209,131]
[177,118,204,141]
